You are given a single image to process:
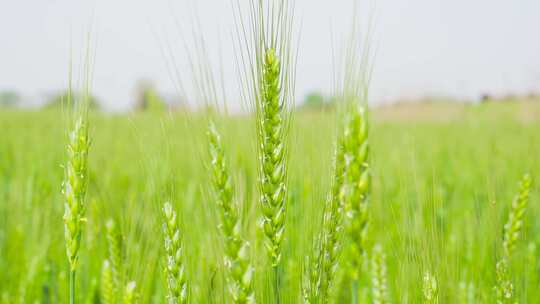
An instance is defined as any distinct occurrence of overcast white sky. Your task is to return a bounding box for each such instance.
[1,0,540,111]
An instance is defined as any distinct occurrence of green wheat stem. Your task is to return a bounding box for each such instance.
[69,270,76,304]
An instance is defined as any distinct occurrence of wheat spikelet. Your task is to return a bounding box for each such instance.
[162,202,188,304]
[100,260,114,304]
[208,122,255,304]
[371,244,390,304]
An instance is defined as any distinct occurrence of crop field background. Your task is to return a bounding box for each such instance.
[1,100,539,303]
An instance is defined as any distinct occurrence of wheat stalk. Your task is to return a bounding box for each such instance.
[208,121,255,304]
[162,202,188,304]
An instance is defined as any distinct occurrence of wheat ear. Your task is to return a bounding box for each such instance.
[342,105,370,301]
[258,48,288,268]
[62,116,90,304]
[208,122,255,303]
[371,244,390,304]
[495,174,532,303]
[106,219,124,295]
[100,260,114,304]
[122,281,137,304]
[162,202,188,304]
[423,271,438,304]
[303,141,347,304]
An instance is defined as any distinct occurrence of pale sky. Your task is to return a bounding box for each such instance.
[1,0,540,111]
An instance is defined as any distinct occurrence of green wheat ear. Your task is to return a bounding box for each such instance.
[502,174,532,258]
[208,122,255,304]
[495,174,532,303]
[106,218,124,294]
[371,245,390,304]
[303,140,347,304]
[122,281,138,304]
[62,116,90,271]
[259,48,287,268]
[100,260,114,304]
[343,105,370,280]
[162,202,188,304]
[423,271,438,303]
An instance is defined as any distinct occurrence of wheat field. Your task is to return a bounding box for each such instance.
[1,100,539,303]
[1,0,540,302]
